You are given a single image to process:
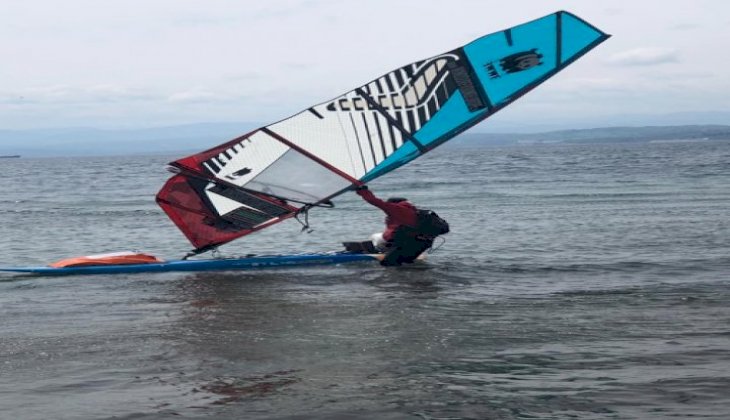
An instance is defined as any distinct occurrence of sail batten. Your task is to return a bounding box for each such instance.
[157,10,609,251]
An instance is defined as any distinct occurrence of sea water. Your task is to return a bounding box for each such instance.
[1,141,729,419]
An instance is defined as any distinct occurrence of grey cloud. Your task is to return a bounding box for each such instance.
[171,15,243,28]
[282,62,309,70]
[0,85,159,105]
[607,48,679,66]
[167,90,221,103]
[169,0,334,27]
[225,72,264,82]
[668,23,700,31]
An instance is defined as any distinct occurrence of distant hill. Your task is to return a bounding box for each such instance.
[451,125,730,147]
[1,123,729,157]
[0,122,259,157]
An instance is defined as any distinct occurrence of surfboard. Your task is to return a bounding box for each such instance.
[0,252,382,276]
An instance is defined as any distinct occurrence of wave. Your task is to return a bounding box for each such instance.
[460,257,730,276]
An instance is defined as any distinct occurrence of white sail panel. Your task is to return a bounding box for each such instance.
[202,131,290,187]
[267,108,365,179]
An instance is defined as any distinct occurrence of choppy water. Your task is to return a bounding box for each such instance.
[1,141,730,419]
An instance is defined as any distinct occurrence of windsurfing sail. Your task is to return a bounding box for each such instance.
[157,10,609,253]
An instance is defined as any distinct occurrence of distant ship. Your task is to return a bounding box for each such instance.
[0,155,20,158]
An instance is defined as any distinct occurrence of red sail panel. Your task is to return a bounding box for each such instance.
[158,128,359,251]
[156,174,295,250]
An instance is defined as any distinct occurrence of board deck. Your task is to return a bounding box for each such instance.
[0,252,381,276]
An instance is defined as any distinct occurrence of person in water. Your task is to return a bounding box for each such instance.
[355,185,434,266]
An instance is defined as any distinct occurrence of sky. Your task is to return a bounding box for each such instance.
[1,0,728,131]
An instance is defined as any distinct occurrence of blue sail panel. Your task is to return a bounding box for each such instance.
[362,141,420,182]
[364,90,485,180]
[364,11,608,179]
[464,14,559,107]
[559,12,607,63]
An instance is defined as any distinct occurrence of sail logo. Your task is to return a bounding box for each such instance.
[226,167,252,180]
[485,48,543,79]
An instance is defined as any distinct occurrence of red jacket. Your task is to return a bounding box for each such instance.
[356,189,418,241]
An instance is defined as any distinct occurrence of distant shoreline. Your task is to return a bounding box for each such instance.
[0,155,20,159]
[2,124,730,157]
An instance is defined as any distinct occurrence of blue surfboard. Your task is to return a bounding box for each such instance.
[0,252,381,276]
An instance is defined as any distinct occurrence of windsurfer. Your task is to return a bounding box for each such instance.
[355,185,434,266]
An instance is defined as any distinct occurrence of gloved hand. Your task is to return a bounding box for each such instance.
[355,184,369,197]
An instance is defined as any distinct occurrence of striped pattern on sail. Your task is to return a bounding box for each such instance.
[326,54,460,136]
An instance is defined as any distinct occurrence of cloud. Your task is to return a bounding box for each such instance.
[607,48,679,66]
[602,7,624,16]
[167,89,227,103]
[668,22,700,31]
[0,84,155,104]
[223,72,264,83]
